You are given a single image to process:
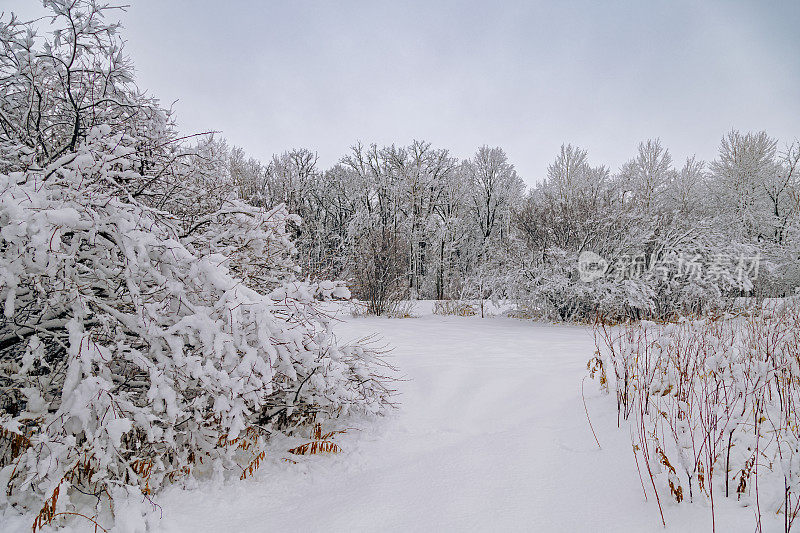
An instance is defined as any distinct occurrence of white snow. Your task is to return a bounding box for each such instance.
[0,307,768,532]
[149,308,760,532]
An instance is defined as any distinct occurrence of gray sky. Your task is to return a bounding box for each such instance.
[6,0,800,185]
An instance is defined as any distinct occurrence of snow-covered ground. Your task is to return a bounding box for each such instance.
[150,307,764,533]
[1,306,769,532]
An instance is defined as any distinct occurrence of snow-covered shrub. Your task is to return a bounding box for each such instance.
[385,300,418,319]
[513,247,655,322]
[594,303,800,530]
[182,198,303,291]
[0,3,393,529]
[0,130,394,529]
[432,300,476,317]
[512,245,739,323]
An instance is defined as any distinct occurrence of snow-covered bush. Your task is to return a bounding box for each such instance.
[0,128,393,530]
[432,300,476,317]
[594,303,800,530]
[0,3,393,530]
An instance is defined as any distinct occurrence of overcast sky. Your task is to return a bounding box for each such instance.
[5,0,799,185]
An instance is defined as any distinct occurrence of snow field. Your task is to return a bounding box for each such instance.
[151,311,762,532]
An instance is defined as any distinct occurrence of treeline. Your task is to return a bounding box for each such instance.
[226,141,524,313]
[213,132,799,320]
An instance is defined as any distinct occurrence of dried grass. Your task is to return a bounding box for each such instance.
[592,302,800,531]
[287,423,346,456]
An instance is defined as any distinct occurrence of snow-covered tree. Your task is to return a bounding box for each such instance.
[467,146,524,246]
[670,156,706,217]
[709,130,778,241]
[619,139,676,213]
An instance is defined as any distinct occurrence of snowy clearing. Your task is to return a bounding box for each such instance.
[146,310,762,532]
[0,308,773,532]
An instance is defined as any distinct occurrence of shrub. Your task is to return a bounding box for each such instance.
[0,3,394,529]
[0,129,394,530]
[432,300,477,317]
